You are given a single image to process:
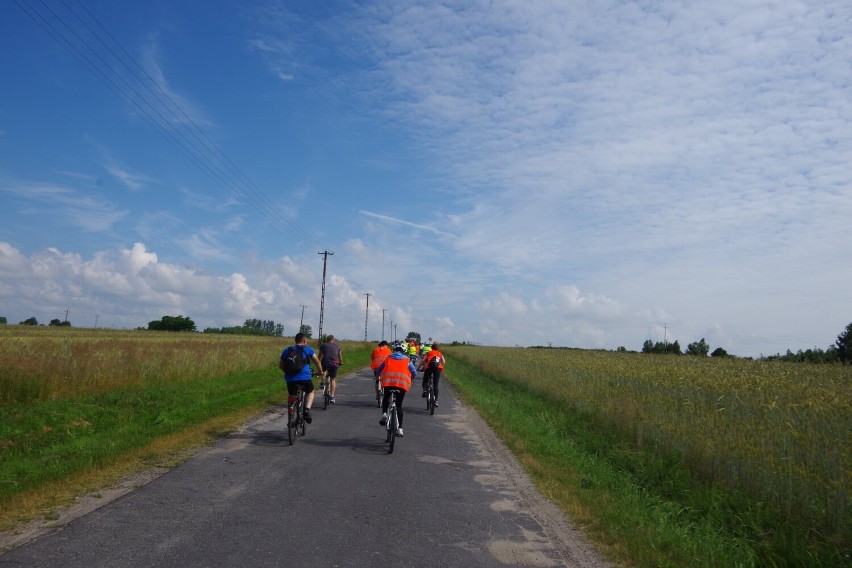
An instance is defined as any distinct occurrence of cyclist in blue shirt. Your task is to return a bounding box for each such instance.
[279,332,324,423]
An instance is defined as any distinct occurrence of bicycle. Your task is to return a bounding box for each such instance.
[375,375,383,408]
[287,384,307,445]
[424,374,436,415]
[320,378,331,410]
[385,390,400,454]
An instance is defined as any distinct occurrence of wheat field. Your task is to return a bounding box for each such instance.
[447,346,851,539]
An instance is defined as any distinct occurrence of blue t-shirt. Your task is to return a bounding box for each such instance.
[281,344,315,382]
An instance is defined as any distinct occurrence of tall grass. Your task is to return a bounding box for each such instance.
[0,326,294,404]
[446,346,850,563]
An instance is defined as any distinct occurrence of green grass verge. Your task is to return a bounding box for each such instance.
[0,367,285,504]
[445,355,845,567]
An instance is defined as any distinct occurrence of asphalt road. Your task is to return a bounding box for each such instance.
[0,367,612,567]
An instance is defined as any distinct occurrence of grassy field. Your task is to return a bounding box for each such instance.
[443,345,850,567]
[2,326,848,565]
[0,325,372,530]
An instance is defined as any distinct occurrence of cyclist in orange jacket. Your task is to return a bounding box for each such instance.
[420,342,445,407]
[377,344,416,437]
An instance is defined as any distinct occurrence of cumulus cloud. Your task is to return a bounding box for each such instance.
[0,241,318,330]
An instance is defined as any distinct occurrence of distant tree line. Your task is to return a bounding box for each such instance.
[9,316,73,326]
[203,318,286,337]
[641,338,725,357]
[641,322,852,364]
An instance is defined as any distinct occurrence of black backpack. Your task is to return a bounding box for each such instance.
[428,355,442,370]
[282,346,308,375]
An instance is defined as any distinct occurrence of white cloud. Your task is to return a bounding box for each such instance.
[359,210,458,239]
[0,180,128,232]
[104,163,151,191]
[0,241,313,330]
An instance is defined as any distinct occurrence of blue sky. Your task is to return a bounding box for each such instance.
[1,0,850,357]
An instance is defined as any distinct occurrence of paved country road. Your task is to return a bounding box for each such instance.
[0,367,613,567]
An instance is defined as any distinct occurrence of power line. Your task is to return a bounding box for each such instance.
[13,1,415,329]
[14,0,325,250]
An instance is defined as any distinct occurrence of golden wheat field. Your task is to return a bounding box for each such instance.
[447,346,851,536]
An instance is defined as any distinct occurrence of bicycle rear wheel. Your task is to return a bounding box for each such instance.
[287,407,296,445]
[428,387,435,415]
[388,407,397,454]
[322,382,329,410]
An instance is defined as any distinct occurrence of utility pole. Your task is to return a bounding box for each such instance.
[389,320,393,342]
[64,309,69,324]
[300,305,308,330]
[363,293,371,341]
[381,309,386,341]
[317,251,333,345]
[94,314,99,329]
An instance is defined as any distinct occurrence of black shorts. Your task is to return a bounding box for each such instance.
[324,363,339,379]
[286,379,314,395]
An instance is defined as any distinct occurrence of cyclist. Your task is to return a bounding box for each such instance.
[370,340,392,385]
[407,339,419,366]
[319,334,343,404]
[279,332,323,423]
[377,344,416,436]
[420,342,445,407]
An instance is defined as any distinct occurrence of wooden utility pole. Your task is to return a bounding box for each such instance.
[363,293,371,341]
[317,251,333,345]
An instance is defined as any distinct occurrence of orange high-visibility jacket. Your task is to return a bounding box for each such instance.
[379,356,413,391]
[424,349,444,370]
[370,346,392,370]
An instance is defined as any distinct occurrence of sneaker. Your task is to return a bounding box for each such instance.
[303,409,313,424]
[379,413,388,426]
[422,391,428,398]
[396,428,404,437]
[434,400,439,407]
[330,397,336,404]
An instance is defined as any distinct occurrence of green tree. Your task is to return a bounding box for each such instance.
[407,331,421,342]
[686,338,710,356]
[49,319,71,327]
[299,324,313,338]
[0,316,6,324]
[241,319,285,336]
[20,317,39,326]
[711,347,729,358]
[835,322,852,364]
[147,315,197,332]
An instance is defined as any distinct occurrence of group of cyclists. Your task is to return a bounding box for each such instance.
[278,334,444,439]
